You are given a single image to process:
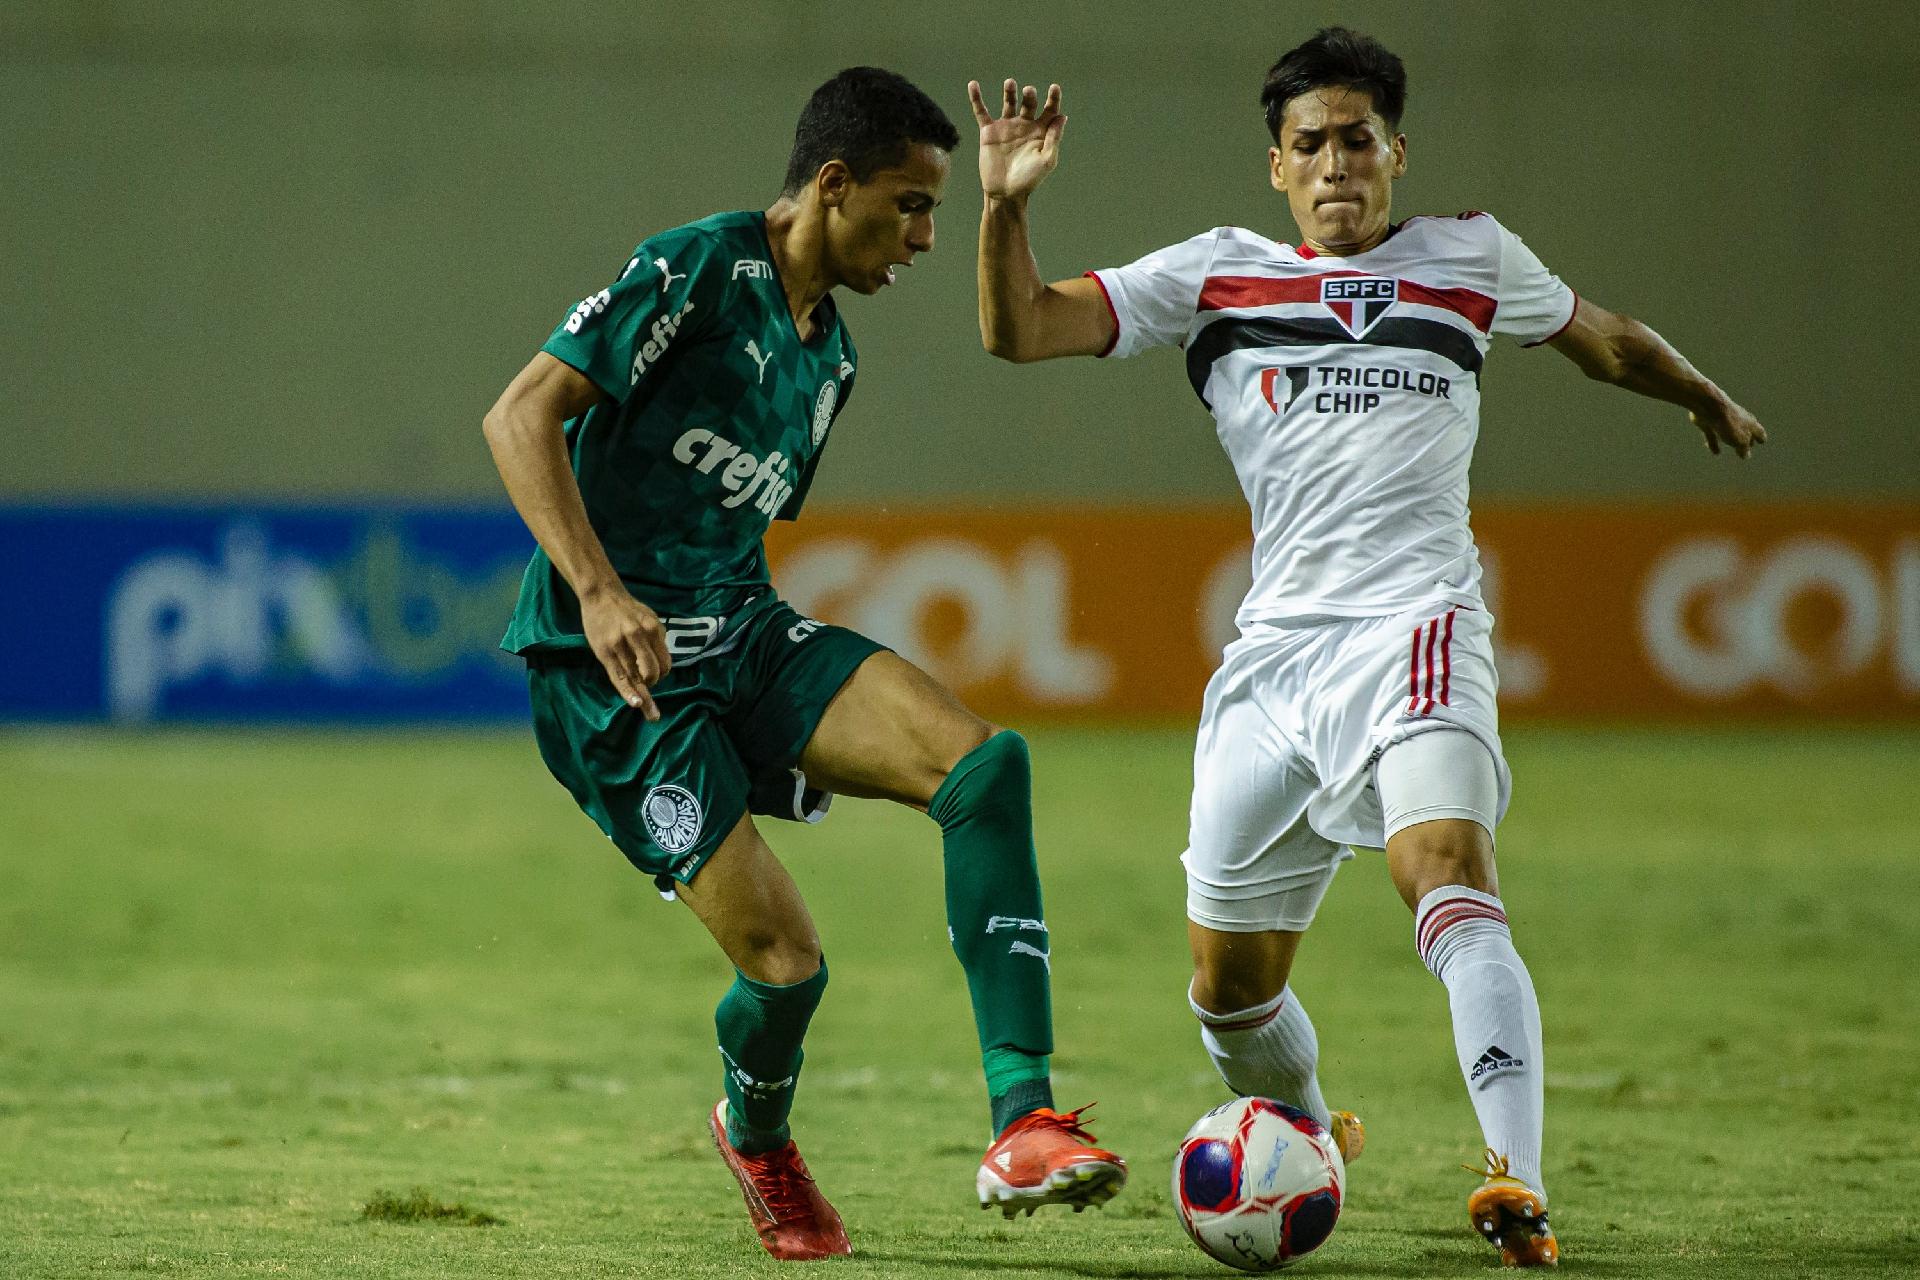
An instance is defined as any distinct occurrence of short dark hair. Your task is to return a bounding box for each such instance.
[1260,27,1408,141]
[782,67,960,196]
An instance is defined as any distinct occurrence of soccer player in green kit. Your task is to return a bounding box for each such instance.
[482,68,1126,1260]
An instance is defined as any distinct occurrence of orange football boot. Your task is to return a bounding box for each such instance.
[976,1104,1128,1218]
[1328,1109,1366,1164]
[1465,1148,1559,1267]
[708,1100,852,1260]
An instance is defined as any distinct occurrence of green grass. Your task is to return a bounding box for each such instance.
[2,724,1917,1278]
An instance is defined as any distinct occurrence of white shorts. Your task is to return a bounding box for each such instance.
[1183,599,1512,934]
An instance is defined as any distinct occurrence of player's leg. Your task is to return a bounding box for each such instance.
[1181,640,1360,1160]
[797,651,1049,1119]
[676,813,829,1152]
[675,819,851,1260]
[1377,728,1555,1266]
[790,646,1124,1212]
[525,656,849,1259]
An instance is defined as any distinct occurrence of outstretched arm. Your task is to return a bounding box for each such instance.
[971,78,1115,362]
[483,352,671,718]
[1548,298,1767,458]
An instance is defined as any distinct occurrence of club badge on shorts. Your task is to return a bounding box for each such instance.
[643,784,704,854]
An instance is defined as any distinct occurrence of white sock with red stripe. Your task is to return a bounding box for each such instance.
[1188,984,1331,1128]
[1414,886,1545,1195]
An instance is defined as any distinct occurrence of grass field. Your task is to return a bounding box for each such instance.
[3,725,1917,1278]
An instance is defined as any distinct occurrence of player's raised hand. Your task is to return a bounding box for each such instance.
[1689,397,1768,459]
[969,79,1067,201]
[579,585,672,721]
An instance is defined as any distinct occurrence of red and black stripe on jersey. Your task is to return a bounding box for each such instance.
[1183,271,1494,409]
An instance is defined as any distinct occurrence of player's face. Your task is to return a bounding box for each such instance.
[1269,86,1407,255]
[824,142,950,295]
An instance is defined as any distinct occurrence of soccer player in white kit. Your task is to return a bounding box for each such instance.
[970,27,1766,1268]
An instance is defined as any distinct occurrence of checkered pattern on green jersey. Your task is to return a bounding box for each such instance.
[502,210,857,656]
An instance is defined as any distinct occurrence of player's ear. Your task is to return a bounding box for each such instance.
[815,160,853,209]
[1268,146,1287,194]
[1390,133,1408,180]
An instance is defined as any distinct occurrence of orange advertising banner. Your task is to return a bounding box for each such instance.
[765,504,1919,721]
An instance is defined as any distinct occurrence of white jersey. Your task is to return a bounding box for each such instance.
[1090,213,1575,624]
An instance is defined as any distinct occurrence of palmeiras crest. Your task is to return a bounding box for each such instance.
[1320,276,1398,337]
[643,784,704,854]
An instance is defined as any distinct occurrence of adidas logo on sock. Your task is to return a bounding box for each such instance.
[1469,1044,1525,1082]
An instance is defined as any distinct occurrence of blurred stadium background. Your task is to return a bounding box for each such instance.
[3,3,1917,1277]
[4,1,1915,724]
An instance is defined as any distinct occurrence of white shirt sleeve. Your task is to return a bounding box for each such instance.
[1088,230,1220,359]
[1490,219,1576,346]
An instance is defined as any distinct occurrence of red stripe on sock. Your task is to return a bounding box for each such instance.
[1205,1003,1284,1033]
[1417,898,1508,958]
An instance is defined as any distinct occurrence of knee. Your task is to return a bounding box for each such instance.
[1387,819,1497,906]
[1190,951,1287,1016]
[929,728,1029,827]
[732,923,824,987]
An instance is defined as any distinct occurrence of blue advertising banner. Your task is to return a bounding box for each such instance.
[1,506,537,722]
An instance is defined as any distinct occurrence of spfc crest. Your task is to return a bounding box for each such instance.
[1320,276,1397,338]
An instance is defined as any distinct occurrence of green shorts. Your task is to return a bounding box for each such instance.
[525,595,886,892]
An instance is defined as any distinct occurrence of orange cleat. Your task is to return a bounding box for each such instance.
[1465,1148,1559,1268]
[708,1100,852,1260]
[1328,1109,1365,1165]
[975,1104,1128,1218]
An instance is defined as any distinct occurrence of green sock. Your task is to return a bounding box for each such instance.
[715,960,828,1155]
[929,731,1055,1131]
[985,1048,1054,1135]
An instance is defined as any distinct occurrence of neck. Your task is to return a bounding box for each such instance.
[1301,217,1393,257]
[763,198,834,331]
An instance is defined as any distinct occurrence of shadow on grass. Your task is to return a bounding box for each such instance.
[855,1243,1612,1278]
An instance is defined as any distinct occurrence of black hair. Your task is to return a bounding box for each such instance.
[1260,27,1408,141]
[782,67,960,196]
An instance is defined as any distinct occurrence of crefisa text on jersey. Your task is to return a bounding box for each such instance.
[670,428,796,514]
[628,300,698,386]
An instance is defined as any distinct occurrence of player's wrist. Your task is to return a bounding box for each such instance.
[983,191,1032,215]
[575,576,628,608]
[1684,383,1730,419]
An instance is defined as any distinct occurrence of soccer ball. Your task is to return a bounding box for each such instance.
[1172,1097,1346,1271]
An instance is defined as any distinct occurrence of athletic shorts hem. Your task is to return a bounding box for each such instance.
[751,639,888,770]
[1381,803,1495,842]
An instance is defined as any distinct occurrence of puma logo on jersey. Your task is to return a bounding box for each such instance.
[671,428,797,514]
[744,339,772,384]
[1321,276,1398,338]
[654,256,687,291]
[732,258,774,280]
[628,300,697,385]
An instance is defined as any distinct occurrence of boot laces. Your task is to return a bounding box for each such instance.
[742,1146,818,1223]
[1463,1146,1512,1181]
[1032,1103,1101,1145]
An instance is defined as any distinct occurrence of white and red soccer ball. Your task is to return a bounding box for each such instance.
[1173,1097,1346,1271]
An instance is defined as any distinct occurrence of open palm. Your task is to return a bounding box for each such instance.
[970,79,1067,200]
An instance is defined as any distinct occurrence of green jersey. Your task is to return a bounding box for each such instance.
[502,211,856,656]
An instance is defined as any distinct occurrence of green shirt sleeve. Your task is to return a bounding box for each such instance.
[540,233,725,404]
